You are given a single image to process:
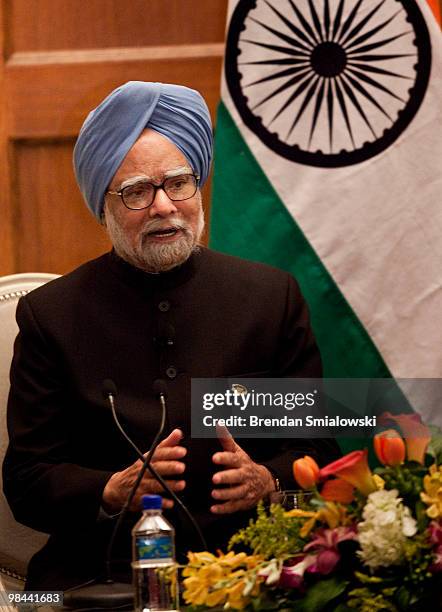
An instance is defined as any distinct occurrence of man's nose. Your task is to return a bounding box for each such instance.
[148,188,178,217]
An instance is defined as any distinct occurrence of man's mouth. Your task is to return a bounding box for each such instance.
[146,226,182,238]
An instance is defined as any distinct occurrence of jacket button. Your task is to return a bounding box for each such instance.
[158,300,170,312]
[166,366,177,379]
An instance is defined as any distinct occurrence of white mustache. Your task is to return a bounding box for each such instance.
[142,217,189,235]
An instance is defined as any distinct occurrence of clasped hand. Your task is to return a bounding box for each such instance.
[102,426,275,514]
[102,428,186,513]
[210,425,275,514]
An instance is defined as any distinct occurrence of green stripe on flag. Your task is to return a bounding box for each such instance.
[210,101,391,382]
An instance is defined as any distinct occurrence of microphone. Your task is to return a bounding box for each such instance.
[152,378,168,398]
[152,379,167,420]
[102,380,141,462]
[102,378,117,398]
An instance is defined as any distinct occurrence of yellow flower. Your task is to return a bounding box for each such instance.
[373,474,385,490]
[182,576,209,606]
[227,579,248,609]
[285,509,317,537]
[421,464,442,519]
[182,550,264,608]
[220,551,248,567]
[200,563,224,581]
[206,588,227,607]
[319,502,349,529]
[285,509,316,518]
[285,503,349,537]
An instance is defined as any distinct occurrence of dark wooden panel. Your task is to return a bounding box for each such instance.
[7,49,224,138]
[5,0,228,54]
[13,141,111,273]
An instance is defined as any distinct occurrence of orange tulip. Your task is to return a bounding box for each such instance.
[320,450,377,497]
[321,478,355,504]
[293,456,320,489]
[380,412,431,464]
[303,455,320,480]
[374,429,406,466]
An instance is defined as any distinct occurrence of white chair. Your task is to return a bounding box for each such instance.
[0,573,18,611]
[0,273,59,589]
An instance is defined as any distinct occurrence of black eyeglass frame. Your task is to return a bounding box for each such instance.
[106,173,200,210]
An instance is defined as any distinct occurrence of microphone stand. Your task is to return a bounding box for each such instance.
[64,379,206,610]
[105,379,207,568]
[103,381,168,585]
[64,381,167,610]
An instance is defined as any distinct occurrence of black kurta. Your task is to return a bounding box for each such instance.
[3,248,339,589]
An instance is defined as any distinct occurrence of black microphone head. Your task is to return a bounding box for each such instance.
[153,379,168,399]
[102,379,117,399]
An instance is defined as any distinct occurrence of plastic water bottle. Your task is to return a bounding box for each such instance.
[132,494,179,612]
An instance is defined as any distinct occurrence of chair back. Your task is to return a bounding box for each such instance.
[0,273,59,587]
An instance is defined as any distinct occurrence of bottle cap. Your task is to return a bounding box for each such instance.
[142,494,162,510]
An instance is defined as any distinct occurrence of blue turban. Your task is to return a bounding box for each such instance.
[73,81,213,219]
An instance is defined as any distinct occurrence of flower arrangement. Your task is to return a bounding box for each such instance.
[182,414,442,611]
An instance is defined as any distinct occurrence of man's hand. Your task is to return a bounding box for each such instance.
[210,426,276,514]
[102,428,186,513]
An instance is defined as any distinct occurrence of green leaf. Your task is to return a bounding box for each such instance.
[332,604,354,612]
[415,499,430,532]
[394,586,411,611]
[293,577,348,612]
[427,425,442,463]
[250,594,281,611]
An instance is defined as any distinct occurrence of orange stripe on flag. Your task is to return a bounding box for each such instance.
[427,0,442,25]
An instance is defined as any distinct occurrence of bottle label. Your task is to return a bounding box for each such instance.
[135,534,173,560]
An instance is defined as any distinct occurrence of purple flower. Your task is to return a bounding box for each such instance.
[303,527,357,575]
[428,521,442,573]
[429,521,442,546]
[312,549,341,575]
[278,556,316,589]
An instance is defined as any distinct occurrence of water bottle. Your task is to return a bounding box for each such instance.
[132,494,179,612]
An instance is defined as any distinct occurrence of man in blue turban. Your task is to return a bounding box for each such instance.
[4,81,337,591]
[74,81,212,221]
[74,81,213,273]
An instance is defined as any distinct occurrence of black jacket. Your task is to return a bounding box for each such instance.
[3,248,339,589]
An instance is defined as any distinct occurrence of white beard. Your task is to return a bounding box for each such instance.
[104,205,205,273]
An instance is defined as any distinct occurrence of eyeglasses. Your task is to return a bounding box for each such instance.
[107,173,200,210]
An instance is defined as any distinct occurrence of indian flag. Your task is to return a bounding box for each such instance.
[210,0,442,428]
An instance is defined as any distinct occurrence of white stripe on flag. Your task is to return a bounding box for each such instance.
[222,0,442,380]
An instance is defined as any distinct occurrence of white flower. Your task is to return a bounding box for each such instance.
[286,555,316,579]
[402,513,418,537]
[357,489,417,570]
[258,559,282,585]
